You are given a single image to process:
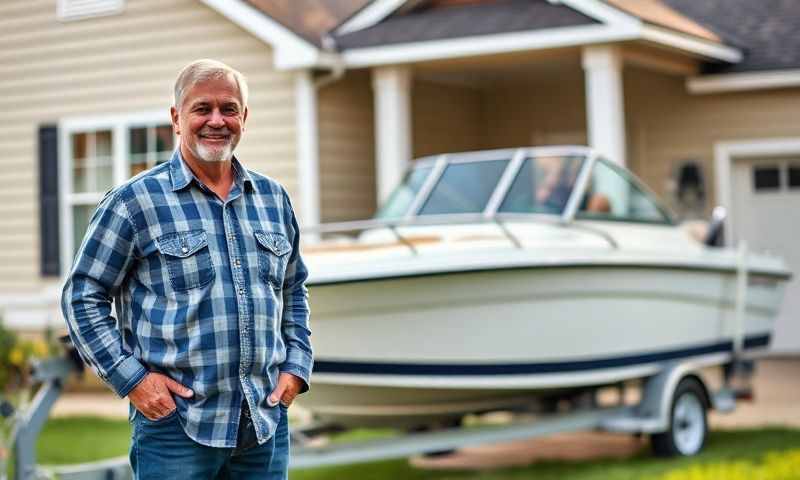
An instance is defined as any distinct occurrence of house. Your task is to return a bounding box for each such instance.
[1,0,798,351]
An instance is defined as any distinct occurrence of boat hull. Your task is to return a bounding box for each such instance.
[298,264,782,428]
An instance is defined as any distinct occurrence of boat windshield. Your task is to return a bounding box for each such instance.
[375,166,433,219]
[498,155,585,215]
[374,153,589,219]
[418,158,509,216]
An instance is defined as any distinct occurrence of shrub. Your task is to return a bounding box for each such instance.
[0,317,61,394]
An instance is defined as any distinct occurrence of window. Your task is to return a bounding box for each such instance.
[69,129,114,253]
[576,160,671,224]
[753,166,781,191]
[419,159,508,215]
[62,114,174,269]
[58,0,125,21]
[130,125,174,176]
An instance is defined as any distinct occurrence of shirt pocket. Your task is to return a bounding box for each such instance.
[155,230,215,292]
[254,231,292,289]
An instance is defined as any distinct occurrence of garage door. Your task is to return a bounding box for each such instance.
[732,156,800,353]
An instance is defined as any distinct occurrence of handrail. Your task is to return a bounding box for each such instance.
[301,212,618,253]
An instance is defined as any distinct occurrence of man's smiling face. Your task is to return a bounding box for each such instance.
[171,75,248,164]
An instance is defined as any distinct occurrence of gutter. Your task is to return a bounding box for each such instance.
[687,69,800,94]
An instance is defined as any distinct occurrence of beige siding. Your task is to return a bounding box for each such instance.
[0,0,298,294]
[413,80,485,157]
[317,70,376,222]
[483,74,587,150]
[624,67,800,212]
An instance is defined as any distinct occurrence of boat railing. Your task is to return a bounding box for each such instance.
[302,212,618,255]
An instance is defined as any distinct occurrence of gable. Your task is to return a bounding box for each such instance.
[335,0,598,49]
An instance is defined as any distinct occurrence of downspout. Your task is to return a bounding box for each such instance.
[316,34,346,88]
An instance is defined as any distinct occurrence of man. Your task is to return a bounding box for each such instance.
[61,59,312,479]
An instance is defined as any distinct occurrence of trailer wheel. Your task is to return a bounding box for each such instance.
[651,377,708,457]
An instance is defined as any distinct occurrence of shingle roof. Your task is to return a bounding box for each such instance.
[662,0,800,73]
[334,0,597,50]
[328,0,800,74]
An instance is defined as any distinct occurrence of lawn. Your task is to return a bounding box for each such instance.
[33,419,800,479]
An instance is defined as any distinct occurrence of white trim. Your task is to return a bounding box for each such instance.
[688,69,800,94]
[198,0,323,70]
[58,125,72,278]
[336,0,408,35]
[556,0,641,28]
[295,71,321,239]
[714,138,800,246]
[641,25,742,63]
[343,24,639,67]
[58,111,173,278]
[57,0,125,22]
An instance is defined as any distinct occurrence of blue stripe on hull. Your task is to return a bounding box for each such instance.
[313,334,770,376]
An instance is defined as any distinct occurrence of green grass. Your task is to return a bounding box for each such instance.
[294,429,800,480]
[36,416,131,465]
[31,418,800,480]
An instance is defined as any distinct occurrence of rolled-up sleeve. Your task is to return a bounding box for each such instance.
[61,190,147,397]
[279,194,313,393]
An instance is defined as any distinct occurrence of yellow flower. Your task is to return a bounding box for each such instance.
[9,346,25,366]
[32,339,49,357]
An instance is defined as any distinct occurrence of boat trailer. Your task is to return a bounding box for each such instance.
[3,346,752,479]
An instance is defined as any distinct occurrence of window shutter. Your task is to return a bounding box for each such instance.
[39,125,61,276]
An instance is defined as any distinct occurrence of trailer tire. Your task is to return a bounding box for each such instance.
[651,377,708,457]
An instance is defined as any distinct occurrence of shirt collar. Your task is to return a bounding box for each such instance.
[169,149,255,193]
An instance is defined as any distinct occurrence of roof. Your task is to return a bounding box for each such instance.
[330,0,799,75]
[662,0,800,73]
[335,0,598,49]
[245,0,369,46]
[206,0,800,75]
[605,0,719,43]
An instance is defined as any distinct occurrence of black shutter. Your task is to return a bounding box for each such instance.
[39,125,60,276]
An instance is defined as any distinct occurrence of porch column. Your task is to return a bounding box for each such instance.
[582,45,626,166]
[372,65,413,204]
[295,70,320,237]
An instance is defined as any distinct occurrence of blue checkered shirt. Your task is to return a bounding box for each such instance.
[61,150,312,447]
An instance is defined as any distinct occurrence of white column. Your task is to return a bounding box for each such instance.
[582,45,626,166]
[372,65,413,204]
[295,70,321,237]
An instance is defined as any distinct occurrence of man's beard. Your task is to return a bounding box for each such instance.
[194,141,233,163]
[191,135,235,163]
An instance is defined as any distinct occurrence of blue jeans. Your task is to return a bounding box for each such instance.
[129,404,290,479]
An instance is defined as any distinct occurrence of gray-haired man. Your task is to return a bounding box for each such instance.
[62,59,312,479]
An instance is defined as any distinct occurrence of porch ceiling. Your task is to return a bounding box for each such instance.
[413,48,584,88]
[410,43,700,88]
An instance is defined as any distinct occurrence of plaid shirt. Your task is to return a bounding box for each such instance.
[61,150,312,448]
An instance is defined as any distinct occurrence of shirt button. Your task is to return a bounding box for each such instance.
[235,259,241,267]
[181,247,189,254]
[239,288,245,295]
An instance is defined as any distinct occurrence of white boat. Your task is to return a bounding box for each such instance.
[297,146,790,429]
